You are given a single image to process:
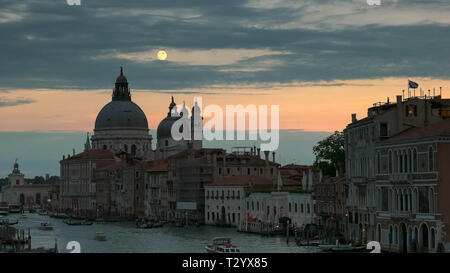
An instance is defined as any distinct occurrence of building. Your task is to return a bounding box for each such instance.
[344,93,450,244]
[375,118,450,253]
[144,160,169,220]
[205,175,271,227]
[314,174,347,239]
[59,149,116,218]
[205,173,315,232]
[1,160,54,210]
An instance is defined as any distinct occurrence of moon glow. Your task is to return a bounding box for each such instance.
[157,50,167,61]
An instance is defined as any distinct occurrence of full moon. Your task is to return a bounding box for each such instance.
[157,50,167,61]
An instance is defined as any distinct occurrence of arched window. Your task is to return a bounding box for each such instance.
[389,225,393,244]
[429,147,434,171]
[165,140,169,147]
[131,144,137,156]
[431,228,436,249]
[124,144,128,152]
[102,145,107,150]
[378,224,382,243]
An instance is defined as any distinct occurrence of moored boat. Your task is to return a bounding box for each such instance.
[49,212,70,219]
[205,237,241,253]
[8,204,21,213]
[0,219,18,226]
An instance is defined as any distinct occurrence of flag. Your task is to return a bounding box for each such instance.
[408,80,419,89]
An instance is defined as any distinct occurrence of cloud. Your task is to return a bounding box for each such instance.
[107,48,291,66]
[0,0,448,91]
[0,97,36,107]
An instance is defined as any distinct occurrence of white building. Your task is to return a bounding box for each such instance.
[204,175,314,230]
[2,160,53,208]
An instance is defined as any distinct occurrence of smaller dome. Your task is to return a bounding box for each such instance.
[157,116,181,139]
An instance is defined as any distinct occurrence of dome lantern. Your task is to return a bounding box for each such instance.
[113,66,131,101]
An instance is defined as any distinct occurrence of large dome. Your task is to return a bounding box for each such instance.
[95,100,148,130]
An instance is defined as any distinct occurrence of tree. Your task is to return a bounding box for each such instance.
[313,131,345,177]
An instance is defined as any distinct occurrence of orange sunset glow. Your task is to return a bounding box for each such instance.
[1,77,448,132]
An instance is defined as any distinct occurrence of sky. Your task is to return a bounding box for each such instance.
[0,0,449,176]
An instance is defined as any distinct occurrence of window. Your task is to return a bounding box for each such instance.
[377,152,381,174]
[429,147,434,171]
[413,149,418,172]
[165,140,168,146]
[406,105,417,117]
[295,203,298,213]
[380,123,388,137]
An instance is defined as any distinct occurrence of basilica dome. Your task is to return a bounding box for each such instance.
[95,100,148,130]
[94,67,148,130]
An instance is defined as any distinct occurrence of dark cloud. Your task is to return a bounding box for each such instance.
[0,0,448,91]
[0,97,36,107]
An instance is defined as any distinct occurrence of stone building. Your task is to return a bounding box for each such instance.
[344,93,450,244]
[375,118,450,253]
[144,160,169,220]
[1,160,54,210]
[59,149,116,218]
[314,175,347,239]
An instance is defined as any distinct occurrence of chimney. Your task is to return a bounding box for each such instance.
[387,97,390,104]
[351,113,357,123]
[257,148,261,158]
[264,150,269,165]
[272,152,276,163]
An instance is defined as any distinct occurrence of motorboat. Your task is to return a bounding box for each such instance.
[21,213,28,219]
[38,210,48,216]
[137,223,153,229]
[95,232,107,241]
[205,237,241,253]
[39,222,54,231]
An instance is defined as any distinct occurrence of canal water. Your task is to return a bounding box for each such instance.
[4,213,320,253]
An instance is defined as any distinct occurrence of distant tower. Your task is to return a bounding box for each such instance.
[8,159,25,187]
[84,132,91,152]
[191,98,203,150]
